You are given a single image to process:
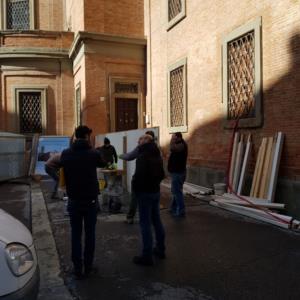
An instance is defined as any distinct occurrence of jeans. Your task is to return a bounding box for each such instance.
[137,192,165,257]
[44,165,59,194]
[68,199,98,272]
[170,172,186,216]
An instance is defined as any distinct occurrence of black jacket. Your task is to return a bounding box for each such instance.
[97,144,118,166]
[132,142,165,193]
[167,139,188,173]
[60,139,105,202]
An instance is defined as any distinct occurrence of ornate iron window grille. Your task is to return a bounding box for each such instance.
[115,82,138,94]
[6,0,30,30]
[227,30,255,120]
[168,0,182,22]
[170,66,184,127]
[19,92,42,134]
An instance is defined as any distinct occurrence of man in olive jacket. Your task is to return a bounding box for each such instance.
[60,125,105,278]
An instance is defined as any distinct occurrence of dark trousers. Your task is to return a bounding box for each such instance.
[68,200,98,272]
[137,192,165,257]
[44,165,59,194]
[170,172,186,216]
[127,184,137,219]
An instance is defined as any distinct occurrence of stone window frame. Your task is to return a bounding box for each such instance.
[166,0,186,31]
[12,85,47,134]
[0,0,35,30]
[167,57,188,133]
[222,17,262,128]
[75,82,81,127]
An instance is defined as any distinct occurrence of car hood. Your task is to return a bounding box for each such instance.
[0,209,33,246]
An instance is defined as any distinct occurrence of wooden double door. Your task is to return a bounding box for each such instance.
[115,98,138,132]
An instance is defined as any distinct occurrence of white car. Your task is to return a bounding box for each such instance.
[0,209,39,300]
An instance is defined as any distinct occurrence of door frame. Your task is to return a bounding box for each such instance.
[108,76,144,132]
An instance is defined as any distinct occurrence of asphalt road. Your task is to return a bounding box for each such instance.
[40,179,300,300]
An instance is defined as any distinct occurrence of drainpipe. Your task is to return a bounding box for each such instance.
[148,0,153,127]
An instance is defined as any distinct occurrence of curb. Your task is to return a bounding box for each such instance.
[31,182,73,300]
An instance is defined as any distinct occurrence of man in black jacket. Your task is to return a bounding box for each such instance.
[60,125,105,278]
[97,137,118,168]
[132,134,165,266]
[167,132,188,217]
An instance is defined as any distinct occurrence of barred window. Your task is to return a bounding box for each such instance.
[167,0,186,30]
[115,82,138,94]
[6,0,30,30]
[222,18,262,128]
[228,31,255,120]
[168,58,187,133]
[168,0,182,21]
[19,92,42,134]
[75,84,81,126]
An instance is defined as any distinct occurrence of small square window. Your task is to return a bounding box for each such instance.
[168,58,188,133]
[167,0,186,31]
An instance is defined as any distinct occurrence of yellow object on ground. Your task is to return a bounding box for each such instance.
[99,179,106,191]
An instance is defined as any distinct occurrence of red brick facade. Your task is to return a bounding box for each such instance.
[0,0,145,137]
[145,0,300,181]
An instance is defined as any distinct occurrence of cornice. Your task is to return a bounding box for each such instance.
[69,31,146,59]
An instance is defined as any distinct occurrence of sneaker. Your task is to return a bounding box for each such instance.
[133,256,154,266]
[153,247,166,259]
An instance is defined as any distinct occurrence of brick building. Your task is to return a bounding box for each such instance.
[144,0,300,216]
[0,0,146,136]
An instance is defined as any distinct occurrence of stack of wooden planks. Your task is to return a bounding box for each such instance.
[229,132,284,202]
[210,131,300,230]
[249,132,284,202]
[228,133,252,195]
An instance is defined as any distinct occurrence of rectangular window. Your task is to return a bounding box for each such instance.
[168,58,187,133]
[1,0,34,30]
[167,0,186,31]
[222,17,262,128]
[19,91,42,134]
[75,83,81,126]
[6,0,30,30]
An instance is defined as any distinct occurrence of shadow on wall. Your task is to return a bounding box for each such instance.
[158,31,300,216]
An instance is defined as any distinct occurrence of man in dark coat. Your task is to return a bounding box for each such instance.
[60,125,105,278]
[132,134,166,266]
[97,137,118,168]
[167,132,188,217]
